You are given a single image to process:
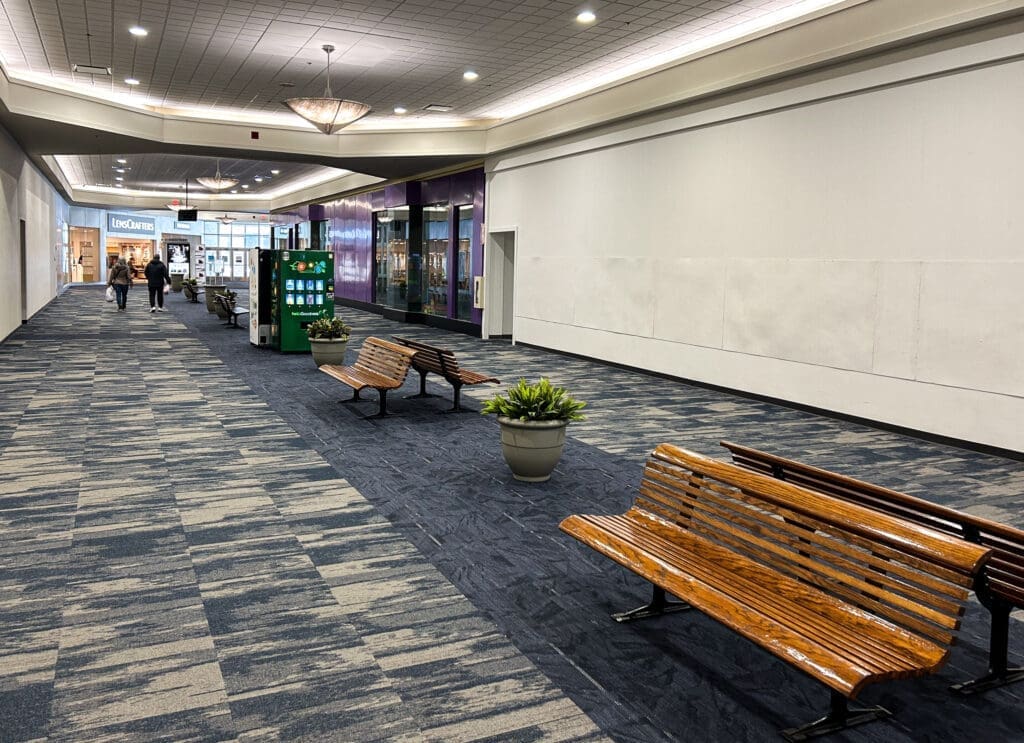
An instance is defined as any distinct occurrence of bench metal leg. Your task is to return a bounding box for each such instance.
[442,383,473,414]
[341,388,363,404]
[405,370,439,400]
[781,691,891,741]
[950,601,1024,695]
[612,586,691,623]
[362,389,391,419]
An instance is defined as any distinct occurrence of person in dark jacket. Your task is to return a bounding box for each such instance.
[107,257,133,311]
[144,254,171,312]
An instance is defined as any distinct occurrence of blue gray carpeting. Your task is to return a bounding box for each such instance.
[1,285,1021,742]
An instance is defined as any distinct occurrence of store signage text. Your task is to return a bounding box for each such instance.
[107,213,155,235]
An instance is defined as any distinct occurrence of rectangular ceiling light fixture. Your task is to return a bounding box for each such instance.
[72,64,112,75]
[423,104,453,112]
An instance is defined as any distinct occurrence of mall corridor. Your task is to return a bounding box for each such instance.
[1,286,1022,742]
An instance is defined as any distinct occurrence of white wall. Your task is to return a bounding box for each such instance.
[0,125,66,340]
[486,25,1024,452]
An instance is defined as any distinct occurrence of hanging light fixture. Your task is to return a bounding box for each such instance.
[167,180,194,211]
[218,215,237,225]
[284,44,370,134]
[196,159,239,191]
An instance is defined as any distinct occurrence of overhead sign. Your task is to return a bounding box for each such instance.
[107,213,155,235]
[174,222,195,231]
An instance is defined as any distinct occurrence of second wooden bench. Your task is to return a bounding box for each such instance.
[720,439,1024,696]
[320,336,418,419]
[392,336,499,412]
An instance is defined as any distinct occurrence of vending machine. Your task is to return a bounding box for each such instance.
[269,249,335,353]
[248,248,275,347]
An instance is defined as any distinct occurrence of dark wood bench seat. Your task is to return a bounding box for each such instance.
[182,284,204,303]
[720,439,1024,696]
[560,444,991,740]
[392,336,499,412]
[320,337,418,418]
[213,294,249,328]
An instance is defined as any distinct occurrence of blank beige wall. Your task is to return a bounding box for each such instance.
[487,27,1024,452]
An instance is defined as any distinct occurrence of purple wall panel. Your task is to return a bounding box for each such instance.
[329,193,374,303]
[421,176,449,205]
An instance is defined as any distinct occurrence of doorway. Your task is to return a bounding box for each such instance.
[484,229,515,339]
[20,220,27,323]
[69,226,101,283]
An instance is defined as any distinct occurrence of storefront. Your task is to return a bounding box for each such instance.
[325,167,485,334]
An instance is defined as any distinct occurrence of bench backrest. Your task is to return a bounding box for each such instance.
[393,336,461,379]
[637,445,990,651]
[354,337,418,381]
[720,440,1024,609]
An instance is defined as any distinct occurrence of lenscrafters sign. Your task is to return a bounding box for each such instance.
[107,213,156,235]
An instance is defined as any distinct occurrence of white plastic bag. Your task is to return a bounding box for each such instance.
[105,286,115,302]
[163,284,170,295]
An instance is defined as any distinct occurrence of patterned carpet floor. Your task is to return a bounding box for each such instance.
[1,285,1021,742]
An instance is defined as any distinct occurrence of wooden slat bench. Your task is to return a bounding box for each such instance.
[320,337,418,419]
[182,284,204,303]
[392,336,499,412]
[560,444,991,740]
[720,439,1024,696]
[213,294,249,328]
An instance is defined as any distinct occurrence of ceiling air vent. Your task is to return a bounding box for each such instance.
[73,64,112,76]
[424,104,453,112]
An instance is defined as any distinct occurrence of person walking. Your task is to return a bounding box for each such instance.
[107,257,133,311]
[144,253,171,313]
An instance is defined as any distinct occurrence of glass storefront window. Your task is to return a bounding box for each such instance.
[422,206,450,317]
[375,209,409,308]
[456,205,473,320]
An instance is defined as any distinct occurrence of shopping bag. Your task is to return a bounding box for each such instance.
[163,284,170,295]
[105,286,115,302]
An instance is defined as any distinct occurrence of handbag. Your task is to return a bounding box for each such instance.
[105,285,115,302]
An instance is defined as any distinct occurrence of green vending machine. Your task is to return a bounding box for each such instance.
[270,250,335,353]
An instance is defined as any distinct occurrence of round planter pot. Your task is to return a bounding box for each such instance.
[170,274,184,292]
[497,416,568,482]
[309,338,348,367]
[205,286,228,314]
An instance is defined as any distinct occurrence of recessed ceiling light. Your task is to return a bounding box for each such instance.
[576,10,596,23]
[230,190,238,194]
[270,169,280,175]
[114,168,126,173]
[124,77,140,86]
[115,184,124,188]
[254,176,263,182]
[241,184,249,189]
[463,70,479,81]
[393,106,407,114]
[116,158,127,164]
[115,176,124,181]
[129,26,147,36]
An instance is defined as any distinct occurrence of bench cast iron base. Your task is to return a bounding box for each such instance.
[950,601,1024,694]
[612,586,691,623]
[950,667,1024,695]
[341,388,392,419]
[781,691,891,741]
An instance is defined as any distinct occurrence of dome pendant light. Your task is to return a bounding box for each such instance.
[196,159,239,191]
[284,44,371,134]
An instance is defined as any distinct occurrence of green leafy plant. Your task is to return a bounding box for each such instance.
[182,277,199,288]
[481,377,586,422]
[306,316,352,340]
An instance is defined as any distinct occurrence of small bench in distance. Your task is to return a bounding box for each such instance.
[560,444,990,740]
[392,336,499,412]
[720,439,1024,696]
[320,337,418,419]
[213,294,249,328]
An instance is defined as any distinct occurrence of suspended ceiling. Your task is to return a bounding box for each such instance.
[0,1,1018,211]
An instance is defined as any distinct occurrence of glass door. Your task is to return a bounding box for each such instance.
[456,205,473,320]
[374,208,409,308]
[422,206,450,317]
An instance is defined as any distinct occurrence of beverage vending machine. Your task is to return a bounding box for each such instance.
[250,249,335,352]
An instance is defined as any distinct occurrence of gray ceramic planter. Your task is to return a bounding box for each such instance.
[497,416,568,482]
[309,338,348,367]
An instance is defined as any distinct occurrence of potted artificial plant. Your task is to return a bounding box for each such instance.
[481,377,586,482]
[306,316,352,367]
